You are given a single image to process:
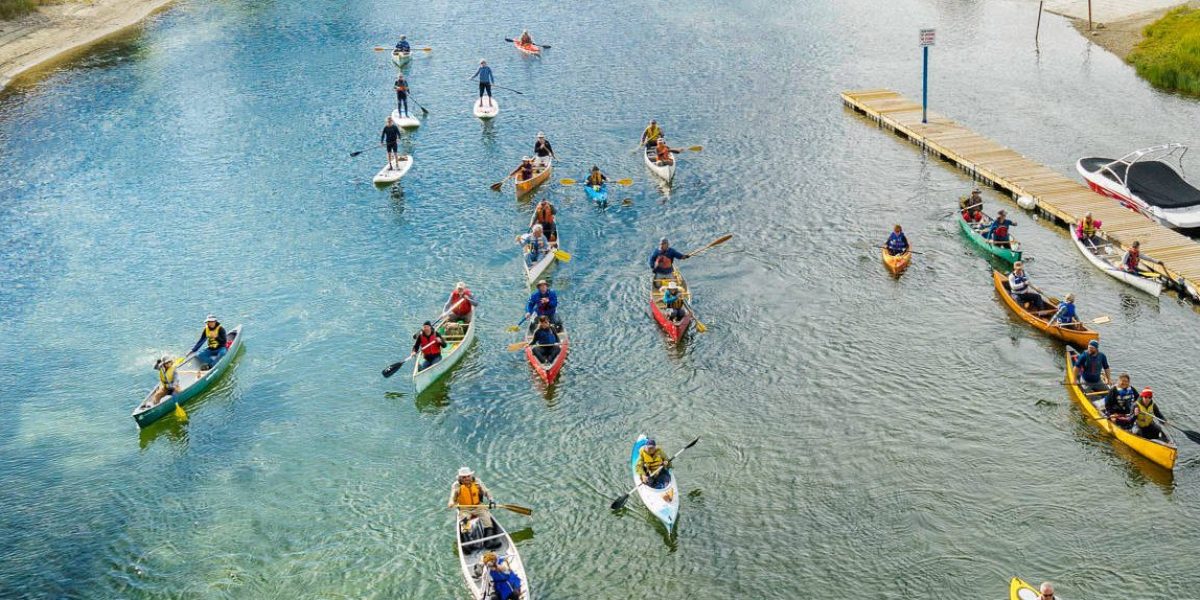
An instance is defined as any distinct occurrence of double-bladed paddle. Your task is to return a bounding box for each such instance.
[560,178,633,186]
[504,37,551,50]
[373,45,433,52]
[610,437,699,510]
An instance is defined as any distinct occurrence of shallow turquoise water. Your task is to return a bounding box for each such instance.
[4,0,1200,597]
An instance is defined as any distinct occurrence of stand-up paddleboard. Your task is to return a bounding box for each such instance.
[391,108,420,130]
[473,96,499,120]
[373,155,413,185]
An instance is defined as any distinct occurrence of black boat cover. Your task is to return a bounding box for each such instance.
[1081,157,1200,209]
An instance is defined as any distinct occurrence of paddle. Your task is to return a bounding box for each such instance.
[553,248,572,262]
[173,403,188,422]
[1027,284,1111,325]
[1156,417,1200,446]
[505,315,529,333]
[684,234,734,258]
[490,173,514,192]
[407,94,430,116]
[610,437,700,511]
[560,178,633,186]
[507,340,560,352]
[504,37,551,49]
[382,299,465,377]
[455,502,533,516]
[491,84,524,95]
[373,45,433,52]
[681,298,707,333]
[349,146,375,158]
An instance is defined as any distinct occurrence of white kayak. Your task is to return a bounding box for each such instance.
[455,509,531,600]
[1071,229,1163,296]
[474,96,500,120]
[391,108,420,130]
[372,155,413,184]
[629,434,680,533]
[391,49,411,68]
[643,145,676,183]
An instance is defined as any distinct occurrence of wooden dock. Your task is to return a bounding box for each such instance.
[841,88,1200,301]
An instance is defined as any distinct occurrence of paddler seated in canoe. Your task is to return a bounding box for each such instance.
[445,281,478,324]
[1048,292,1080,327]
[649,237,687,287]
[1008,261,1046,311]
[517,224,552,266]
[412,321,447,370]
[883,224,910,256]
[393,73,410,118]
[1073,340,1111,393]
[961,189,984,224]
[147,356,178,405]
[654,138,678,166]
[448,467,501,547]
[380,116,404,170]
[586,166,607,188]
[1075,211,1103,246]
[532,132,555,168]
[640,119,662,149]
[982,209,1016,248]
[472,59,494,107]
[394,35,410,53]
[661,281,687,323]
[509,157,535,184]
[1103,373,1138,430]
[636,438,670,488]
[1131,387,1168,441]
[1121,240,1146,274]
[482,551,523,600]
[530,315,561,363]
[519,29,534,46]
[525,279,562,332]
[533,198,557,243]
[189,315,227,370]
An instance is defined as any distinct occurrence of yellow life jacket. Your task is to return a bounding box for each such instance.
[1135,399,1157,428]
[1083,218,1098,237]
[158,364,176,388]
[456,481,482,506]
[639,447,666,474]
[643,124,661,142]
[205,324,221,350]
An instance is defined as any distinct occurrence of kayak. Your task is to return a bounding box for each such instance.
[455,509,532,600]
[584,183,608,205]
[958,212,1021,264]
[372,155,413,185]
[1009,578,1040,600]
[524,322,568,384]
[649,269,693,342]
[391,49,411,68]
[412,307,476,394]
[1071,229,1162,296]
[993,270,1098,348]
[132,325,244,428]
[515,159,552,200]
[881,247,912,274]
[473,96,500,120]
[521,220,558,286]
[390,108,420,130]
[1065,348,1177,470]
[513,39,541,55]
[630,435,680,533]
[643,145,675,183]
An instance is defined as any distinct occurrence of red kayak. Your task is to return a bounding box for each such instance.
[514,39,540,55]
[524,326,568,384]
[650,270,693,342]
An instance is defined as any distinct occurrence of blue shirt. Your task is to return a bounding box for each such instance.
[1074,350,1109,382]
[473,66,494,83]
[526,289,558,317]
[649,247,685,274]
[986,218,1015,240]
[396,40,410,51]
[885,232,909,253]
[532,327,559,346]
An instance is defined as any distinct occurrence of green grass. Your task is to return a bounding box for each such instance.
[0,0,40,20]
[1128,6,1200,96]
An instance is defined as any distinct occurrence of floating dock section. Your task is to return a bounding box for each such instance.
[841,88,1200,300]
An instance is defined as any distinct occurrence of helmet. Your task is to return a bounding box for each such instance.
[457,467,474,477]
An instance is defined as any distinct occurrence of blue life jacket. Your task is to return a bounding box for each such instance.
[488,559,522,600]
[886,232,908,253]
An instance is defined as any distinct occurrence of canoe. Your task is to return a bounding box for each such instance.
[881,247,911,274]
[643,145,675,183]
[514,39,541,55]
[521,222,558,287]
[515,159,552,200]
[630,435,680,533]
[391,49,411,68]
[412,308,476,394]
[993,271,1098,348]
[390,108,420,130]
[132,325,244,427]
[649,269,693,342]
[1065,348,1177,470]
[372,155,413,185]
[455,509,532,600]
[1071,229,1162,296]
[584,183,608,205]
[473,96,499,120]
[524,324,568,384]
[1009,578,1039,600]
[958,212,1021,264]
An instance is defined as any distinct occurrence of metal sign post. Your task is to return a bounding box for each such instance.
[920,28,935,124]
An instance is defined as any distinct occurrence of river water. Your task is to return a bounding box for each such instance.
[3,0,1200,597]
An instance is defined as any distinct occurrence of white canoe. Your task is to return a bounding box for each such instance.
[455,509,531,600]
[1071,229,1162,296]
[390,108,420,130]
[643,145,675,183]
[412,308,475,394]
[391,49,411,68]
[630,434,680,533]
[474,97,500,120]
[520,218,558,287]
[373,155,413,185]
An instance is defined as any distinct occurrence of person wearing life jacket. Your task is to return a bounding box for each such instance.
[661,280,686,323]
[649,238,687,283]
[1075,212,1103,246]
[984,209,1016,248]
[884,224,910,256]
[530,315,561,364]
[472,59,494,107]
[444,281,478,324]
[532,198,557,242]
[1049,292,1080,327]
[393,73,410,118]
[154,355,178,397]
[448,467,498,545]
[516,224,551,267]
[654,138,677,166]
[1008,261,1045,311]
[636,438,670,488]
[189,315,228,369]
[1132,387,1167,441]
[960,188,983,217]
[1103,373,1138,430]
[412,321,447,370]
[586,166,607,188]
[509,157,535,183]
[482,551,523,600]
[532,132,555,168]
[395,35,410,53]
[519,29,534,46]
[1073,340,1111,393]
[640,119,663,149]
[1121,240,1145,273]
[525,279,561,332]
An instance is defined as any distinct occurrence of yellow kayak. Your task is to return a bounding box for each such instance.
[1010,577,1040,600]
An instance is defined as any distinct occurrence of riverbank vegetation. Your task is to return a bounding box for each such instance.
[1128,6,1200,96]
[1,0,40,20]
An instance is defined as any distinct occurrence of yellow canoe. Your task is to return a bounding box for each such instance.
[1009,577,1039,600]
[515,160,552,199]
[1064,349,1177,470]
[993,271,1099,348]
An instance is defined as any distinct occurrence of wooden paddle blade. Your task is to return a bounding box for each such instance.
[559,178,576,186]
[1091,316,1112,324]
[490,181,504,192]
[506,341,529,352]
[420,47,432,51]
[610,494,630,510]
[621,198,633,205]
[615,178,633,186]
[500,503,533,516]
[688,145,703,152]
[553,249,572,262]
[373,46,387,51]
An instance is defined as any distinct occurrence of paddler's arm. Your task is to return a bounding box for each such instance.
[190,332,206,353]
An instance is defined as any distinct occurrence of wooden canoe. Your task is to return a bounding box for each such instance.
[959,212,1021,264]
[132,325,244,427]
[1064,349,1177,470]
[524,324,568,384]
[455,509,531,600]
[412,308,476,394]
[515,159,552,199]
[650,269,693,342]
[882,247,911,274]
[992,271,1098,348]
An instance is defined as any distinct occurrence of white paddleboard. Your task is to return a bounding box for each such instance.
[373,155,413,184]
[473,96,499,120]
[390,108,420,130]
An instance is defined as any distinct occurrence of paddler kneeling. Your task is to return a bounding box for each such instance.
[1076,211,1103,246]
[648,237,687,287]
[641,119,662,149]
[661,281,686,323]
[884,224,909,256]
[190,315,227,369]
[448,467,501,548]
[1132,387,1168,441]
[1121,240,1145,274]
[143,356,178,407]
[636,438,670,488]
[1103,373,1138,430]
[960,188,984,223]
[510,156,535,184]
[412,321,447,370]
[982,209,1016,248]
[445,281,478,324]
[1049,293,1080,327]
[1073,340,1111,393]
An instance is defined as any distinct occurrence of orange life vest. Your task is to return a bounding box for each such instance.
[535,202,554,224]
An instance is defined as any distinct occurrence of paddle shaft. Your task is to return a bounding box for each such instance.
[612,437,699,510]
[454,502,533,516]
[684,233,733,258]
[382,297,466,377]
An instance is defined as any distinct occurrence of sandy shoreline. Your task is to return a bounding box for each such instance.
[1060,1,1199,60]
[0,0,176,92]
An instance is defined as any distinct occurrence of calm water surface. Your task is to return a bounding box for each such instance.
[3,0,1200,597]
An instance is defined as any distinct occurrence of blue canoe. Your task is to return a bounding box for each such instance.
[584,183,608,205]
[132,325,244,427]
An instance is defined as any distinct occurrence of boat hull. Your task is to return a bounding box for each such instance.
[473,97,499,120]
[455,510,532,600]
[514,40,540,55]
[1009,578,1039,600]
[993,271,1099,348]
[391,50,411,67]
[1070,229,1162,296]
[390,108,420,130]
[584,183,608,205]
[1077,159,1200,229]
[882,247,911,274]
[132,325,244,427]
[630,435,680,533]
[524,327,568,384]
[412,311,476,394]
[959,214,1021,263]
[515,161,552,199]
[649,270,692,342]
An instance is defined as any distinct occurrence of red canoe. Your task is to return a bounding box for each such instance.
[650,270,693,342]
[524,326,568,384]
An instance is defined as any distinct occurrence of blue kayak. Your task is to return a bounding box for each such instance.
[584,183,608,205]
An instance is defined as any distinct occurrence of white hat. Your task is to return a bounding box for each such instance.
[532,224,543,231]
[536,279,548,287]
[205,314,217,322]
[480,59,487,65]
[666,281,678,290]
[536,132,545,138]
[455,281,467,290]
[521,156,531,162]
[457,467,473,477]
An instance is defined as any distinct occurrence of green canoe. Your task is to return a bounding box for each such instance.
[958,214,1022,264]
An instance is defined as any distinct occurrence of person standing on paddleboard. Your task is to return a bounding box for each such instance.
[472,59,494,108]
[532,132,555,168]
[380,116,403,170]
[394,73,410,118]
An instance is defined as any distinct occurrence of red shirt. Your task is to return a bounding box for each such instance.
[449,289,473,316]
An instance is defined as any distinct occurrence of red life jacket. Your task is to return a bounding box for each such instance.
[449,290,473,316]
[417,331,442,357]
[994,225,1009,239]
[654,253,674,271]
